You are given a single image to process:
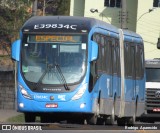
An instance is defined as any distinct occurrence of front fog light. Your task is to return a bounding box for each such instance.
[19,103,24,108]
[80,103,86,108]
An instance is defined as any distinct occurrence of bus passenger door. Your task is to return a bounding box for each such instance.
[116,40,121,98]
[110,40,121,98]
[108,40,113,97]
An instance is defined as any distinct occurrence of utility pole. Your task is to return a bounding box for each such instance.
[121,0,127,29]
[32,0,38,16]
[157,32,160,49]
[43,0,46,16]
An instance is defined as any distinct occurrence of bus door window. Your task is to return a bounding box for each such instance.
[101,35,105,71]
[105,38,112,96]
[124,43,129,77]
[130,45,136,100]
[115,39,121,98]
[106,38,111,74]
[136,45,145,99]
[109,38,116,97]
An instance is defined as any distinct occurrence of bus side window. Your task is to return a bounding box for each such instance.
[124,43,129,77]
[136,45,144,79]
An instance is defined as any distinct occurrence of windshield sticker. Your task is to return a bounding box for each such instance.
[22,66,28,72]
[28,66,42,72]
[24,44,28,47]
[82,43,86,49]
[52,45,57,48]
[60,45,79,53]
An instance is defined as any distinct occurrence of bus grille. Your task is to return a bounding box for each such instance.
[145,88,160,113]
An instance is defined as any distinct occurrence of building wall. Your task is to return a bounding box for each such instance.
[70,0,138,31]
[0,71,15,110]
[70,0,160,59]
[84,0,121,27]
[70,0,85,16]
[126,0,138,32]
[137,0,160,59]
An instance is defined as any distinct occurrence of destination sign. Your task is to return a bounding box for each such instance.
[28,35,82,43]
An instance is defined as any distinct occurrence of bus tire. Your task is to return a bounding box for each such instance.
[117,117,126,126]
[105,100,115,125]
[24,112,36,122]
[41,115,48,123]
[127,101,137,125]
[88,102,100,125]
[88,114,98,125]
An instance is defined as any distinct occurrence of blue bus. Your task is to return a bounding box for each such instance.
[12,16,145,125]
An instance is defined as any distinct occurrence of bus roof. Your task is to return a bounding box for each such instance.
[145,59,160,68]
[22,16,142,41]
[22,16,118,33]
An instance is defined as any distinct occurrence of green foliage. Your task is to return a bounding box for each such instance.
[0,0,32,38]
[38,0,70,15]
[0,0,71,45]
[6,114,25,123]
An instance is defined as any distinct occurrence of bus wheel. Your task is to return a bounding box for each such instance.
[41,115,48,123]
[87,114,97,125]
[127,102,137,125]
[24,113,36,122]
[105,101,115,125]
[117,117,126,126]
[88,103,100,125]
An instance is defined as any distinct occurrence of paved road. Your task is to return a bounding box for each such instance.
[1,122,160,133]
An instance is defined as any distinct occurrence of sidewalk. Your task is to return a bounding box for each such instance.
[0,109,22,123]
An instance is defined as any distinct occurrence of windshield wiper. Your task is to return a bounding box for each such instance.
[34,64,53,90]
[55,63,70,91]
[33,63,69,91]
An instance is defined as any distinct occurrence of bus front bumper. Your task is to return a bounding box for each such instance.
[17,98,93,113]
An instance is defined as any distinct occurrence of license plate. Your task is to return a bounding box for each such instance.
[153,108,160,112]
[45,103,58,108]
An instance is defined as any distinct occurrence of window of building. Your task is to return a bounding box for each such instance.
[153,0,160,7]
[104,0,121,8]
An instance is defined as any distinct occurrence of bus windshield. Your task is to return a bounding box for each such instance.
[146,68,160,82]
[21,34,87,85]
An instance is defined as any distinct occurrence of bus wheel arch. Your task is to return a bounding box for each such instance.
[87,91,101,125]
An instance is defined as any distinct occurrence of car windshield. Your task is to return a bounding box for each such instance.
[146,68,160,82]
[21,34,87,85]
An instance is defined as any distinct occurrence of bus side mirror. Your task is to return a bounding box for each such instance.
[11,39,21,61]
[90,41,98,62]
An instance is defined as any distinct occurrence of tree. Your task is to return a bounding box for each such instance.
[37,0,70,16]
[0,0,71,70]
[0,0,32,50]
[0,0,32,70]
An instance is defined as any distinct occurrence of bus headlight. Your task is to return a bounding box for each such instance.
[18,84,32,99]
[71,83,87,100]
